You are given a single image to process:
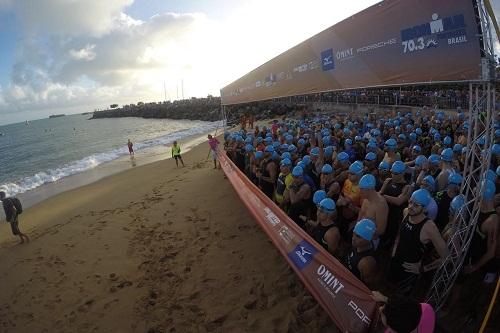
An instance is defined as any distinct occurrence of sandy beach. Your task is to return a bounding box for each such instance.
[0,137,334,332]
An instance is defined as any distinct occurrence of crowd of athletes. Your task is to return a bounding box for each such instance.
[223,106,499,327]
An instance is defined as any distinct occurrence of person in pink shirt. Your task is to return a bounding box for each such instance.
[207,134,220,169]
[372,291,435,333]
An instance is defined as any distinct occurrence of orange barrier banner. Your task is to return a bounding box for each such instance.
[218,152,377,333]
[220,0,482,105]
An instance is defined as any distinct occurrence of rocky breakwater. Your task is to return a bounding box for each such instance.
[91,97,222,122]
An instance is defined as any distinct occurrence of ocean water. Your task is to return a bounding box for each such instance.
[0,114,220,197]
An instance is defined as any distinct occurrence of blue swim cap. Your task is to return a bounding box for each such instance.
[280,143,289,151]
[434,133,441,141]
[367,141,377,150]
[379,160,390,171]
[302,155,311,165]
[365,152,376,161]
[324,146,334,157]
[415,155,427,167]
[265,145,274,153]
[318,198,336,214]
[281,152,291,160]
[265,137,272,145]
[453,144,463,153]
[280,158,292,166]
[391,160,406,174]
[292,166,304,177]
[372,129,381,137]
[337,152,349,163]
[288,144,297,153]
[478,136,485,146]
[359,174,376,190]
[450,194,466,215]
[245,144,254,152]
[410,189,431,207]
[297,138,305,145]
[273,141,281,149]
[485,169,496,183]
[441,148,453,162]
[410,133,417,141]
[492,144,500,155]
[482,179,496,200]
[415,128,422,135]
[323,136,331,145]
[496,129,500,138]
[354,219,376,241]
[448,173,463,186]
[313,190,327,205]
[345,138,353,146]
[255,151,264,159]
[321,164,333,174]
[423,175,436,190]
[349,161,364,175]
[310,147,320,156]
[428,154,440,165]
[245,137,253,144]
[385,138,397,150]
[444,136,452,146]
[355,135,362,142]
[413,145,422,152]
[398,134,406,141]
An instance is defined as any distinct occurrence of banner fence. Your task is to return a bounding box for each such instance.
[218,151,378,333]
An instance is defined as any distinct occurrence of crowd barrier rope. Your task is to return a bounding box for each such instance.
[218,151,378,333]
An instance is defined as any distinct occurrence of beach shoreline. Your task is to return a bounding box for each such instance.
[0,132,335,332]
[10,129,219,213]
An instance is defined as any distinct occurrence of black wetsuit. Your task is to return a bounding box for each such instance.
[288,183,310,230]
[347,247,376,280]
[390,215,430,296]
[259,160,275,199]
[313,222,337,252]
[435,191,454,231]
[381,180,407,250]
[275,173,287,199]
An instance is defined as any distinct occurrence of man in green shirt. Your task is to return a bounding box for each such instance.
[171,141,185,167]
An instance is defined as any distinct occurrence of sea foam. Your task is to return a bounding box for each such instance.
[0,121,222,197]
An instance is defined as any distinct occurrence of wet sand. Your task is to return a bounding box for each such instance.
[0,137,335,332]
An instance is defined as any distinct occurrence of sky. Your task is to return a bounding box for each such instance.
[0,0,499,125]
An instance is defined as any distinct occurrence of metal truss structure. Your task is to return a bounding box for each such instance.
[426,0,498,311]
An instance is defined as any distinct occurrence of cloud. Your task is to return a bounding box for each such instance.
[0,0,387,121]
[10,0,134,37]
[69,44,97,61]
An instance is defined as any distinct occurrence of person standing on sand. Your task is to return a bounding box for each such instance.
[172,141,185,167]
[127,139,134,155]
[0,191,30,244]
[207,134,220,169]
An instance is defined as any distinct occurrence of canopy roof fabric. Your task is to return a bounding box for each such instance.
[220,0,483,106]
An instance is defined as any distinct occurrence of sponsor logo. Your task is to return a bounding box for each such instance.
[357,38,397,53]
[288,240,317,270]
[316,264,345,296]
[401,12,467,53]
[278,225,295,245]
[348,300,372,325]
[264,207,280,227]
[321,49,334,71]
[336,48,354,61]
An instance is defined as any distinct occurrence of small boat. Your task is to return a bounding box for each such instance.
[49,114,65,118]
